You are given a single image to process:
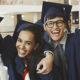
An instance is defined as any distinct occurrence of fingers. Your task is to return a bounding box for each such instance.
[37,66,50,74]
[37,61,49,74]
[37,69,50,74]
[36,61,43,71]
[36,60,46,74]
[36,56,53,74]
[37,66,46,74]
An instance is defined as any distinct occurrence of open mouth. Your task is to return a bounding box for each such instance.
[18,49,26,55]
[51,30,60,35]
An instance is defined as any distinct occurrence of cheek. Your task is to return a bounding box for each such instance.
[59,28,65,37]
[63,24,66,30]
[45,27,50,33]
[16,41,20,47]
[47,29,52,36]
[16,42,18,49]
[26,46,34,53]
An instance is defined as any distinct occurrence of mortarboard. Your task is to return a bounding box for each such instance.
[13,19,32,41]
[35,19,44,32]
[41,1,72,23]
[0,17,3,22]
[16,20,33,32]
[35,19,43,28]
[41,1,72,32]
[35,19,49,42]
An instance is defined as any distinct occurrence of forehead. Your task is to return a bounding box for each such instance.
[46,17,64,22]
[18,30,34,41]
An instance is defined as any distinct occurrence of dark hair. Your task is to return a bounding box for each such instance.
[18,24,44,44]
[18,24,47,80]
[45,13,65,23]
[44,13,71,32]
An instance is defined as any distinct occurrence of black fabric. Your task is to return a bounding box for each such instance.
[57,44,68,80]
[13,19,32,42]
[0,17,3,22]
[2,35,22,80]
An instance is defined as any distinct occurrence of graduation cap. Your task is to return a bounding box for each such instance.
[13,19,32,41]
[35,19,45,33]
[35,19,43,28]
[35,19,49,42]
[0,17,3,22]
[41,1,72,32]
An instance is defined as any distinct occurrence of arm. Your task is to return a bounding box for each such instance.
[37,52,54,74]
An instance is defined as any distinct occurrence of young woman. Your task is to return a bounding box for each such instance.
[15,24,53,80]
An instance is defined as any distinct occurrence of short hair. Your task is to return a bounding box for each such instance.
[44,13,65,22]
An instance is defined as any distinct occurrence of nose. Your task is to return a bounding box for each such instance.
[52,23,58,29]
[20,42,25,49]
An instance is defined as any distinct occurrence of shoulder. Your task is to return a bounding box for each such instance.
[2,35,17,59]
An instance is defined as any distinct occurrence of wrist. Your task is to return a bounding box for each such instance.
[44,51,54,62]
[44,50,54,57]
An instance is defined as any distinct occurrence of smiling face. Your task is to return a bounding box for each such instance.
[44,17,66,43]
[16,30,37,58]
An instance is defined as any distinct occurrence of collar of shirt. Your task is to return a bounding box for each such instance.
[49,31,67,51]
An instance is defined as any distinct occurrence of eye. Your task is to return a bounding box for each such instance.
[48,22,53,26]
[26,41,32,45]
[57,21,64,27]
[17,38,22,43]
[47,21,53,28]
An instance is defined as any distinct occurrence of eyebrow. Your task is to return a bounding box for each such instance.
[48,20,64,22]
[25,41,32,43]
[18,37,32,43]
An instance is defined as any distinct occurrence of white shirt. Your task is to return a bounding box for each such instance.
[0,54,9,80]
[25,72,30,80]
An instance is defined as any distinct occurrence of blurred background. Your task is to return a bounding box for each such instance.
[0,0,80,37]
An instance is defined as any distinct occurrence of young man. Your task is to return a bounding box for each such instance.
[37,1,80,80]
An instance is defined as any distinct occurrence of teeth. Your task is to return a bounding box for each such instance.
[54,31,59,32]
[19,49,25,54]
[52,30,59,34]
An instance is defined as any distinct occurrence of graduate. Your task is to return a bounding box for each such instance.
[15,23,54,80]
[36,1,80,80]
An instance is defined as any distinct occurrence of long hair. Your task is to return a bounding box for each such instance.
[18,24,48,80]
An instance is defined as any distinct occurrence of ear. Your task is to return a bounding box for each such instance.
[43,24,47,31]
[34,43,39,50]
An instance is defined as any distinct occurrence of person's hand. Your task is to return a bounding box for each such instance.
[36,52,54,74]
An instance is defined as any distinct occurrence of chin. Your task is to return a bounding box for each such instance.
[18,54,26,58]
[52,37,61,42]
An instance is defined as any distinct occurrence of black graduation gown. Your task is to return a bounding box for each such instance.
[65,29,80,80]
[53,30,80,80]
[1,35,21,80]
